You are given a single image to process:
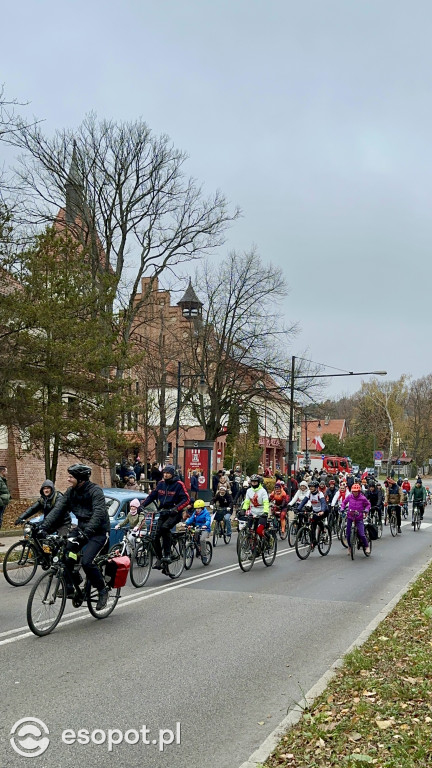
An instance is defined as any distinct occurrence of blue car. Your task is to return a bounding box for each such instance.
[103,489,150,546]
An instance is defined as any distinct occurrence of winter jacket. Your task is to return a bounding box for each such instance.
[331,488,348,507]
[213,492,233,509]
[298,491,327,514]
[43,481,110,537]
[364,487,383,509]
[340,492,371,521]
[385,483,403,506]
[21,480,65,522]
[0,474,11,508]
[185,507,211,532]
[269,489,289,509]
[410,485,427,504]
[117,511,145,529]
[242,484,270,516]
[141,474,190,514]
[290,487,309,506]
[190,474,199,493]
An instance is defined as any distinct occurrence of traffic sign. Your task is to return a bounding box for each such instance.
[374,450,383,460]
[374,460,382,468]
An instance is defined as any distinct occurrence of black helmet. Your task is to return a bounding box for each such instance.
[67,464,91,482]
[250,474,261,485]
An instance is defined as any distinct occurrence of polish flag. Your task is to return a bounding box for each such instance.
[401,450,407,458]
[312,435,325,451]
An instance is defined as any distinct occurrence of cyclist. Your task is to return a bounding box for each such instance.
[340,482,371,555]
[290,479,309,506]
[331,479,348,508]
[242,474,270,539]
[384,477,404,533]
[409,479,427,523]
[185,498,211,556]
[38,464,111,609]
[402,478,411,494]
[213,486,233,536]
[15,480,68,534]
[269,481,289,534]
[326,478,338,506]
[115,497,145,538]
[364,480,384,525]
[297,480,327,549]
[137,464,189,568]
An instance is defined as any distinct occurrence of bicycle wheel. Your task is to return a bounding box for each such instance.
[223,524,232,545]
[130,541,152,587]
[87,583,120,619]
[288,520,298,548]
[363,528,372,557]
[3,541,38,586]
[238,532,256,572]
[166,537,186,580]
[108,541,127,558]
[27,570,67,636]
[278,518,288,541]
[295,526,312,560]
[350,528,356,560]
[212,521,220,547]
[184,542,194,570]
[201,541,212,566]
[389,511,397,537]
[340,521,348,548]
[317,525,332,556]
[372,511,383,539]
[262,531,277,566]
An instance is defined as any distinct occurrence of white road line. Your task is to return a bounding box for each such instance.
[0,545,297,646]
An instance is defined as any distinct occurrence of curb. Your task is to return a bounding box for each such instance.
[238,555,432,768]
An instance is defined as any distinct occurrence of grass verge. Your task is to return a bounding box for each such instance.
[265,561,432,768]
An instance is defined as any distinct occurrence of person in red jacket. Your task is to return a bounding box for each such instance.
[269,481,289,534]
[402,479,411,493]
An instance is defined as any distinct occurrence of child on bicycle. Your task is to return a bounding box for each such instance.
[269,481,288,534]
[340,483,371,555]
[213,486,233,536]
[185,499,211,555]
[115,498,145,547]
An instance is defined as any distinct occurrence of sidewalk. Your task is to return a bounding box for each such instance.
[0,534,23,553]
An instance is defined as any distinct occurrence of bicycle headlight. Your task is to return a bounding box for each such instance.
[23,525,32,536]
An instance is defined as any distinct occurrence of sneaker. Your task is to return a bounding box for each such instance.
[398,527,402,533]
[152,559,162,570]
[96,588,109,610]
[411,521,414,526]
[160,555,172,564]
[365,546,370,554]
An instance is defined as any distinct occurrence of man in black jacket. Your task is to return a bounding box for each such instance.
[15,480,68,532]
[138,465,189,566]
[40,465,110,610]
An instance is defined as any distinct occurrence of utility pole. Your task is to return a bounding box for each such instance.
[287,355,295,498]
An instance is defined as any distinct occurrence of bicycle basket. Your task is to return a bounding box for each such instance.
[365,522,378,541]
[144,512,160,539]
[105,556,131,588]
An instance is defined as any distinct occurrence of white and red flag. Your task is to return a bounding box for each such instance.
[312,435,325,451]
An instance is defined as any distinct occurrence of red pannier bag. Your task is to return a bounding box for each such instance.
[105,556,131,588]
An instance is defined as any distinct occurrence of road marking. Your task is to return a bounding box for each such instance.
[0,545,298,645]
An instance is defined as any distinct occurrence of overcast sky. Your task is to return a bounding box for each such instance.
[3,0,430,398]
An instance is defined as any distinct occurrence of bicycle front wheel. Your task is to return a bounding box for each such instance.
[130,542,152,587]
[201,541,213,566]
[223,524,232,545]
[278,519,288,541]
[317,525,332,556]
[350,528,356,560]
[295,526,312,560]
[185,542,194,570]
[288,520,298,547]
[27,570,67,636]
[3,541,38,586]
[262,531,277,566]
[389,512,397,537]
[166,538,186,580]
[238,532,256,572]
[212,521,220,547]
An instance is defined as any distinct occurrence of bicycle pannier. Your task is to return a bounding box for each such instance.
[105,555,131,588]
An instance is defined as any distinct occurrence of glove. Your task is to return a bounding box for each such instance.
[15,517,24,525]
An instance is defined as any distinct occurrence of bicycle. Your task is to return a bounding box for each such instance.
[369,506,383,539]
[237,519,277,572]
[125,517,186,587]
[412,504,422,531]
[287,505,301,547]
[26,535,123,636]
[294,512,332,560]
[212,513,232,546]
[3,521,57,587]
[402,502,409,520]
[185,527,212,569]
[348,520,372,560]
[108,530,149,588]
[386,504,399,537]
[270,505,288,541]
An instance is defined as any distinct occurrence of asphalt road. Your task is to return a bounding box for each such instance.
[1,512,432,768]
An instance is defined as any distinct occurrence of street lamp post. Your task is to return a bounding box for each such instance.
[174,361,208,470]
[286,356,387,497]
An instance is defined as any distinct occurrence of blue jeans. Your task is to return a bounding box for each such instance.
[224,512,232,536]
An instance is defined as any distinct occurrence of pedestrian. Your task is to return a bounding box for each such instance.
[0,466,11,545]
[190,469,199,501]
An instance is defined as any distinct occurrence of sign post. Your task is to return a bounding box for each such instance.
[183,440,213,502]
